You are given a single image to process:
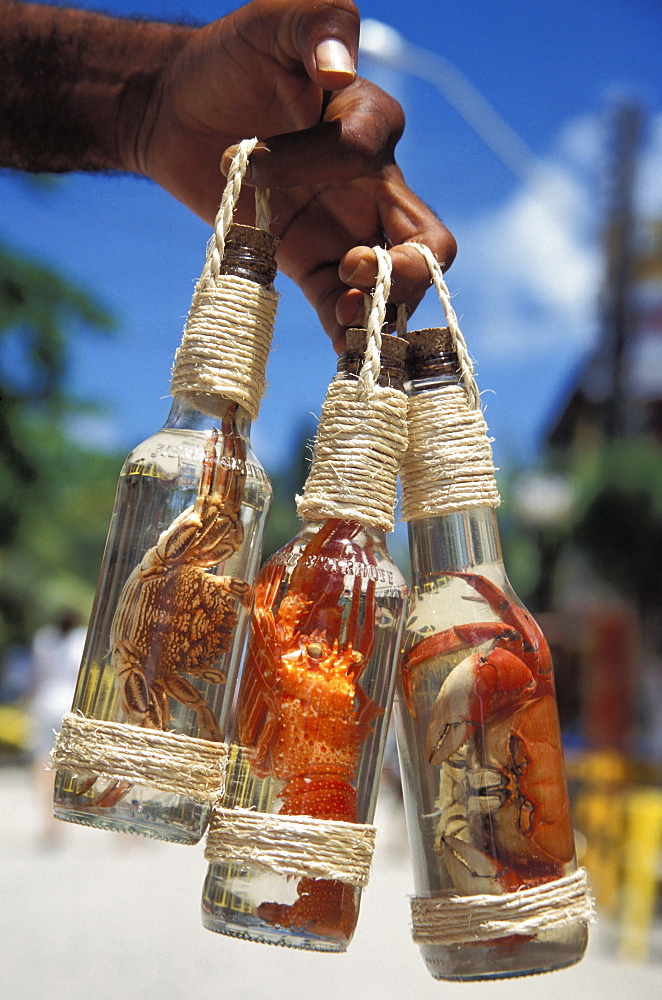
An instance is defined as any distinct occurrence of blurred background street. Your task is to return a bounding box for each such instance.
[1,762,660,1000]
[2,2,662,997]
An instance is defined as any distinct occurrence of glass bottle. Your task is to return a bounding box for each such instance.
[201,332,409,951]
[395,328,589,979]
[52,225,277,844]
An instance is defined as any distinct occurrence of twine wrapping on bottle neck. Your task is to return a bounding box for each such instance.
[296,246,408,533]
[170,138,278,420]
[51,712,227,804]
[205,806,376,887]
[410,868,595,946]
[400,243,500,520]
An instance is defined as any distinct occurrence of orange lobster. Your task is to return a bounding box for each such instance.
[237,519,380,941]
[402,572,575,895]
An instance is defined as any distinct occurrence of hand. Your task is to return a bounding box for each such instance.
[138,0,456,349]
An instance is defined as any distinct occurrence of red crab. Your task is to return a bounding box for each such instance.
[402,572,575,894]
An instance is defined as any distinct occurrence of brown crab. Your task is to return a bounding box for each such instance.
[109,401,252,743]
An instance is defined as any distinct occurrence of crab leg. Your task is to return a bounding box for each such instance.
[402,622,521,715]
[447,572,552,681]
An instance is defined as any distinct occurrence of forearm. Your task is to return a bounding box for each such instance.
[0,1,192,173]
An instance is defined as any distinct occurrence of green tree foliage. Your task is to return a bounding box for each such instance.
[0,242,122,649]
[571,437,662,608]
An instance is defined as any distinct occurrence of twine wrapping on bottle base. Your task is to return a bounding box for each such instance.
[410,868,595,946]
[205,806,376,887]
[297,247,408,533]
[51,712,227,804]
[170,137,278,421]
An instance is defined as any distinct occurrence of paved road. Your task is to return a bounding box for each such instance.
[0,765,658,1000]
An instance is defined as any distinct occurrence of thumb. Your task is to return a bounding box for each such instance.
[290,0,359,90]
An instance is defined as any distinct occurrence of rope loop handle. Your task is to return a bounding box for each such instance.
[406,243,481,410]
[171,137,278,419]
[358,246,392,398]
[207,138,271,283]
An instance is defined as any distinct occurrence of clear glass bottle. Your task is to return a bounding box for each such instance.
[202,333,409,951]
[52,226,276,844]
[395,328,589,979]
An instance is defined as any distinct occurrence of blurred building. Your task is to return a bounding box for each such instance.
[548,215,662,450]
[542,105,662,755]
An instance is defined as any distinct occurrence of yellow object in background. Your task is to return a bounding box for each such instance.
[619,787,662,961]
[0,704,31,751]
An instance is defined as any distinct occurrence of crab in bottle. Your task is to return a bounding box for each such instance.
[52,225,277,843]
[394,328,588,980]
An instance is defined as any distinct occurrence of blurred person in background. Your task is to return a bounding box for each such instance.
[29,611,86,846]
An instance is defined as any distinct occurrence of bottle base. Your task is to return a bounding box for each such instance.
[201,864,357,953]
[53,768,209,845]
[201,905,350,953]
[420,924,589,981]
[53,803,205,845]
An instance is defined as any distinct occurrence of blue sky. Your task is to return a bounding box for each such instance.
[2,0,661,476]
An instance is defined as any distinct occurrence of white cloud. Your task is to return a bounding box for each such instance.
[449,111,662,366]
[452,117,606,362]
[638,113,662,216]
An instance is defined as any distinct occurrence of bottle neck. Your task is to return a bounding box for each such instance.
[401,331,500,522]
[171,224,279,422]
[164,394,252,437]
[404,368,462,396]
[408,507,503,577]
[298,519,388,546]
[404,327,461,393]
[337,333,406,390]
[219,224,278,289]
[296,332,408,534]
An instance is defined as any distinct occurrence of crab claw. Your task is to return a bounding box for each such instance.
[426,647,535,765]
[439,834,508,896]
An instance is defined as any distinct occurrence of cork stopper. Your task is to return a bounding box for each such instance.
[405,327,460,382]
[219,224,280,286]
[406,327,452,355]
[338,329,408,390]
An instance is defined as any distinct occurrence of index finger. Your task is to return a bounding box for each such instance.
[337,169,457,326]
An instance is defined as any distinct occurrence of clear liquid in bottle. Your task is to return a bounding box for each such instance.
[202,518,407,949]
[53,398,271,843]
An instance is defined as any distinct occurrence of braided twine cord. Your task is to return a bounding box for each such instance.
[170,137,278,420]
[51,141,276,808]
[207,248,406,884]
[401,246,592,942]
[411,868,595,946]
[297,246,409,533]
[51,712,227,804]
[400,242,500,521]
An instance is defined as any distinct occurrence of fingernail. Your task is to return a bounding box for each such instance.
[220,142,269,178]
[341,256,375,287]
[315,38,355,77]
[220,145,240,177]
